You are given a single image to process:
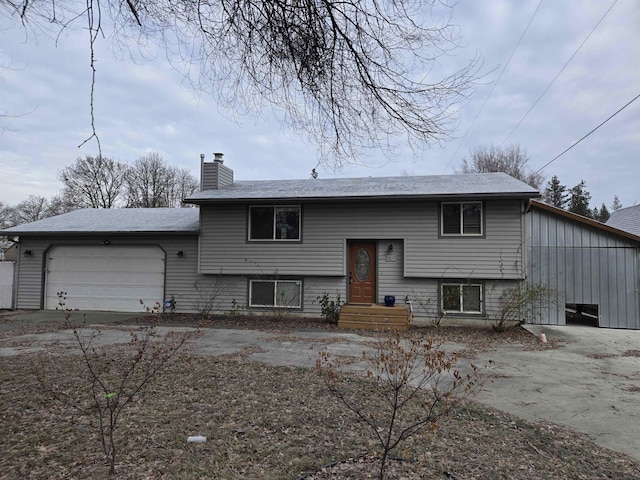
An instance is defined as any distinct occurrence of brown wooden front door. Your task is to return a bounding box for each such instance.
[348,241,376,304]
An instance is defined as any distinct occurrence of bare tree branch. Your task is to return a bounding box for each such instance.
[5,0,480,166]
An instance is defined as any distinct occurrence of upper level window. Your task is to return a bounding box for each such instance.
[249,206,300,241]
[441,202,483,235]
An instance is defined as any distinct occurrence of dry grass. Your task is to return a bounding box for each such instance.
[1,321,639,480]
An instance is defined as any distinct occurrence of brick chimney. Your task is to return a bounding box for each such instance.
[200,152,234,190]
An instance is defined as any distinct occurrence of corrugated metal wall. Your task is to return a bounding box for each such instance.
[526,206,640,329]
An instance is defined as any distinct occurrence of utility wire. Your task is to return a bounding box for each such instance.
[534,93,640,174]
[501,0,618,146]
[445,0,544,169]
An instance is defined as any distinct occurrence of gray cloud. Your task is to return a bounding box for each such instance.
[1,0,638,209]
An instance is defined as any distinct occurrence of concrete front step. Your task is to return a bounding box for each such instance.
[338,303,411,331]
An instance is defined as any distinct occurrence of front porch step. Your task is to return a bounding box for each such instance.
[338,303,411,331]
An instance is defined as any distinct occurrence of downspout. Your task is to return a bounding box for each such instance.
[521,200,528,281]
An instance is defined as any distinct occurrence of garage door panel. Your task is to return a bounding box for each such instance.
[45,246,165,312]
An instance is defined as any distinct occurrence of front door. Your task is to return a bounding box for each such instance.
[348,241,377,304]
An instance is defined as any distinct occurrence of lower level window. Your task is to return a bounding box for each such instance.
[441,283,482,314]
[249,280,302,308]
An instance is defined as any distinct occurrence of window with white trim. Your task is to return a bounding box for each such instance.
[249,206,301,240]
[441,202,483,235]
[441,282,483,314]
[249,280,302,308]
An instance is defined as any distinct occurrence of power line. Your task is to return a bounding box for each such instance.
[534,93,640,174]
[445,0,544,169]
[501,0,618,146]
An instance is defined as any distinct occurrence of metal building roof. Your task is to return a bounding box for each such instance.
[1,208,200,235]
[529,200,640,244]
[185,172,540,203]
[606,205,640,236]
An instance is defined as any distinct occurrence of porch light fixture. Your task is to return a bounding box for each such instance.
[177,251,184,257]
[387,244,393,253]
[23,249,33,257]
[102,240,110,245]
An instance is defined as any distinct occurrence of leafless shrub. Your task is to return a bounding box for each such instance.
[37,292,197,474]
[487,282,556,332]
[410,291,446,327]
[317,332,483,479]
[192,273,228,318]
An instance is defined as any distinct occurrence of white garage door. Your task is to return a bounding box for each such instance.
[45,245,165,312]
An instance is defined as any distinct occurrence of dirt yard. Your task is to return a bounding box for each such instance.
[1,313,639,479]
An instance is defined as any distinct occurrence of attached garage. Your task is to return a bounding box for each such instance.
[1,208,202,313]
[45,245,165,311]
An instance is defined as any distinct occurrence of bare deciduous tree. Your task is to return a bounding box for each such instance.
[58,156,128,208]
[8,195,51,225]
[0,200,15,229]
[457,145,544,190]
[167,166,199,208]
[125,153,171,208]
[47,191,80,216]
[1,194,75,228]
[4,0,480,165]
[125,153,198,208]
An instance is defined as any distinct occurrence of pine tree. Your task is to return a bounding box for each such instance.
[597,203,611,222]
[611,195,623,211]
[542,175,569,209]
[568,180,592,218]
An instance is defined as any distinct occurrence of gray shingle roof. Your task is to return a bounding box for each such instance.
[185,172,540,203]
[1,208,200,235]
[606,205,640,236]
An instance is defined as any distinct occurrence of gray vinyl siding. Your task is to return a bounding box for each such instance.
[378,239,405,301]
[201,163,217,191]
[218,166,234,188]
[198,199,525,280]
[14,244,44,310]
[202,162,234,190]
[526,207,640,329]
[406,200,524,278]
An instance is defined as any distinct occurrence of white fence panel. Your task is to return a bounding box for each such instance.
[0,262,15,309]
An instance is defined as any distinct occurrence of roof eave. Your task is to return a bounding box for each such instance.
[1,230,201,236]
[185,192,540,205]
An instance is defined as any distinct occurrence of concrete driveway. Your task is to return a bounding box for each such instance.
[1,311,639,462]
[476,325,640,463]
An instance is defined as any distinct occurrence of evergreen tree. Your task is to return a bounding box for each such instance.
[596,203,611,222]
[611,195,623,211]
[568,180,592,218]
[542,175,569,209]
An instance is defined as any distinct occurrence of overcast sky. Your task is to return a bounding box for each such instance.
[1,0,638,210]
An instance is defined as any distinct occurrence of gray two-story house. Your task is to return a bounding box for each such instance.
[1,154,540,327]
